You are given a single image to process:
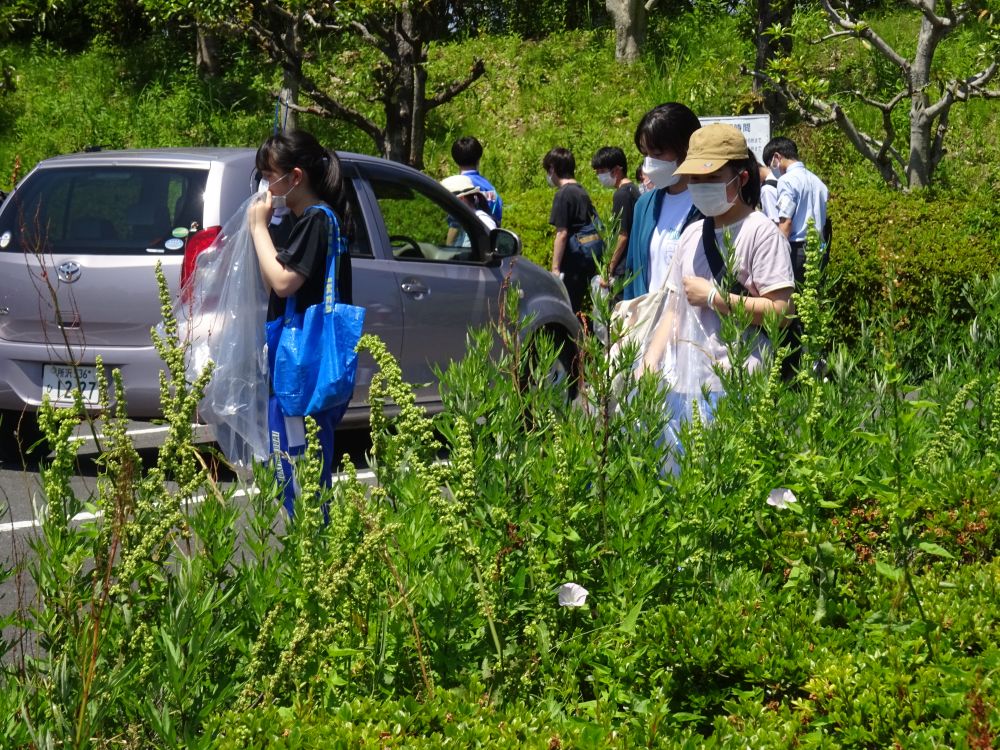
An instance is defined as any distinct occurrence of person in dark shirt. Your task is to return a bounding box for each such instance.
[248,129,354,517]
[591,146,639,291]
[544,146,601,315]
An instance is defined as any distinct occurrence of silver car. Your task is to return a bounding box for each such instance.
[0,148,579,453]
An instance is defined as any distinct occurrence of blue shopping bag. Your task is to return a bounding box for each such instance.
[268,205,365,417]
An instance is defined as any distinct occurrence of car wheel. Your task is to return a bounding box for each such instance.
[523,326,579,400]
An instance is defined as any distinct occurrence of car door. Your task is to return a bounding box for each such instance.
[338,168,405,418]
[358,166,505,405]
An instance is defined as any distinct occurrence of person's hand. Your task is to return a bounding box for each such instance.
[683,276,716,308]
[597,275,610,289]
[248,193,273,232]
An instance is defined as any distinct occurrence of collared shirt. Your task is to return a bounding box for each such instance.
[776,162,828,244]
[460,169,503,226]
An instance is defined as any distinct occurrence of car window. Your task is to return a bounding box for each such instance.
[0,166,209,255]
[370,178,483,263]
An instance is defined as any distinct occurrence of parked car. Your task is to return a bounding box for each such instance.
[0,148,579,455]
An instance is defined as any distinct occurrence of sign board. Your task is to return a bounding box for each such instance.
[699,114,771,163]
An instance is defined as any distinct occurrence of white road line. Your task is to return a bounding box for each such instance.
[70,425,194,443]
[0,468,377,534]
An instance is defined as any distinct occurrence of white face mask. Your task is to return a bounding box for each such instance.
[596,171,616,188]
[770,156,782,175]
[546,171,558,188]
[266,172,297,217]
[642,156,680,189]
[688,174,740,217]
[258,178,288,221]
[769,168,781,181]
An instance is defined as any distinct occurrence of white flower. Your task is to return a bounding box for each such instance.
[766,487,798,510]
[557,583,589,607]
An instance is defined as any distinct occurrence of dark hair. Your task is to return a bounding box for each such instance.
[591,146,628,173]
[542,147,576,179]
[633,103,701,159]
[762,136,799,164]
[452,136,484,168]
[724,150,762,208]
[256,129,350,232]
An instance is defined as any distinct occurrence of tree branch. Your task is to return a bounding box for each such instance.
[813,30,857,43]
[747,65,904,186]
[901,0,953,29]
[925,59,1000,119]
[426,59,486,109]
[818,0,911,74]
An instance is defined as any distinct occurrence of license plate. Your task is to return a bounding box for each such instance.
[42,364,101,407]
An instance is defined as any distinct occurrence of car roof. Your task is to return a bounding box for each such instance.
[35,148,259,168]
[35,148,405,169]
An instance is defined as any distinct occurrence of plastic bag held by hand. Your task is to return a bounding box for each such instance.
[172,193,271,465]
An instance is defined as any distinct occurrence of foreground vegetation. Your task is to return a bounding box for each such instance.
[1,240,998,747]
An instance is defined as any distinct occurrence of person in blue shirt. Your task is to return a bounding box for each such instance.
[452,136,503,226]
[622,103,703,300]
[762,137,830,286]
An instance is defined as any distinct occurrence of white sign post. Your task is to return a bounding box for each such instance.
[699,114,771,163]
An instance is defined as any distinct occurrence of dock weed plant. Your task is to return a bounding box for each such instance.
[3,247,1000,746]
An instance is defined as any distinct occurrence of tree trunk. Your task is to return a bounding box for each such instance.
[195,25,222,79]
[277,16,302,132]
[381,9,428,168]
[753,0,793,120]
[606,0,646,63]
[905,15,943,190]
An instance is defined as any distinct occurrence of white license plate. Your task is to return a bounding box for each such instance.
[42,364,101,407]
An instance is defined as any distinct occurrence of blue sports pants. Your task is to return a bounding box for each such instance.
[267,394,347,518]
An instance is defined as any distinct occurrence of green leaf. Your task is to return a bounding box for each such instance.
[875,560,903,581]
[619,600,644,636]
[918,541,953,559]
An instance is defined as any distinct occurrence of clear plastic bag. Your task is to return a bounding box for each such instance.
[642,289,723,474]
[176,194,270,466]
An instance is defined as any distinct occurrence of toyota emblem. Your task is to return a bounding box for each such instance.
[57,261,82,283]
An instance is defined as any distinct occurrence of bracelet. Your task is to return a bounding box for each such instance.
[706,285,718,309]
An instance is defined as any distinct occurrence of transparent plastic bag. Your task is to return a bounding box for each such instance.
[175,194,270,466]
[644,289,723,474]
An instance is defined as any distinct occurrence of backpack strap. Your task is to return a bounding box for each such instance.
[701,217,748,296]
[764,178,779,189]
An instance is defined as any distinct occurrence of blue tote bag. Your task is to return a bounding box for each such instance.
[266,205,365,416]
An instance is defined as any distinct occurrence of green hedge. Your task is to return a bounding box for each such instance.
[826,186,1000,354]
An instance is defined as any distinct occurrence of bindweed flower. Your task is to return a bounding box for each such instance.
[557,583,589,607]
[767,487,798,510]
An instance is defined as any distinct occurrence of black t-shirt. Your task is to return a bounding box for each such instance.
[612,182,640,236]
[267,206,352,320]
[549,182,596,235]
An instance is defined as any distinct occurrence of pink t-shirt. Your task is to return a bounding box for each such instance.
[664,211,794,390]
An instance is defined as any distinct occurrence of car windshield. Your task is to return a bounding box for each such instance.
[0,166,209,255]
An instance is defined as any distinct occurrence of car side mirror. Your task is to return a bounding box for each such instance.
[490,228,521,259]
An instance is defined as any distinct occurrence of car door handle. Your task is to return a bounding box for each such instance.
[401,281,428,295]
